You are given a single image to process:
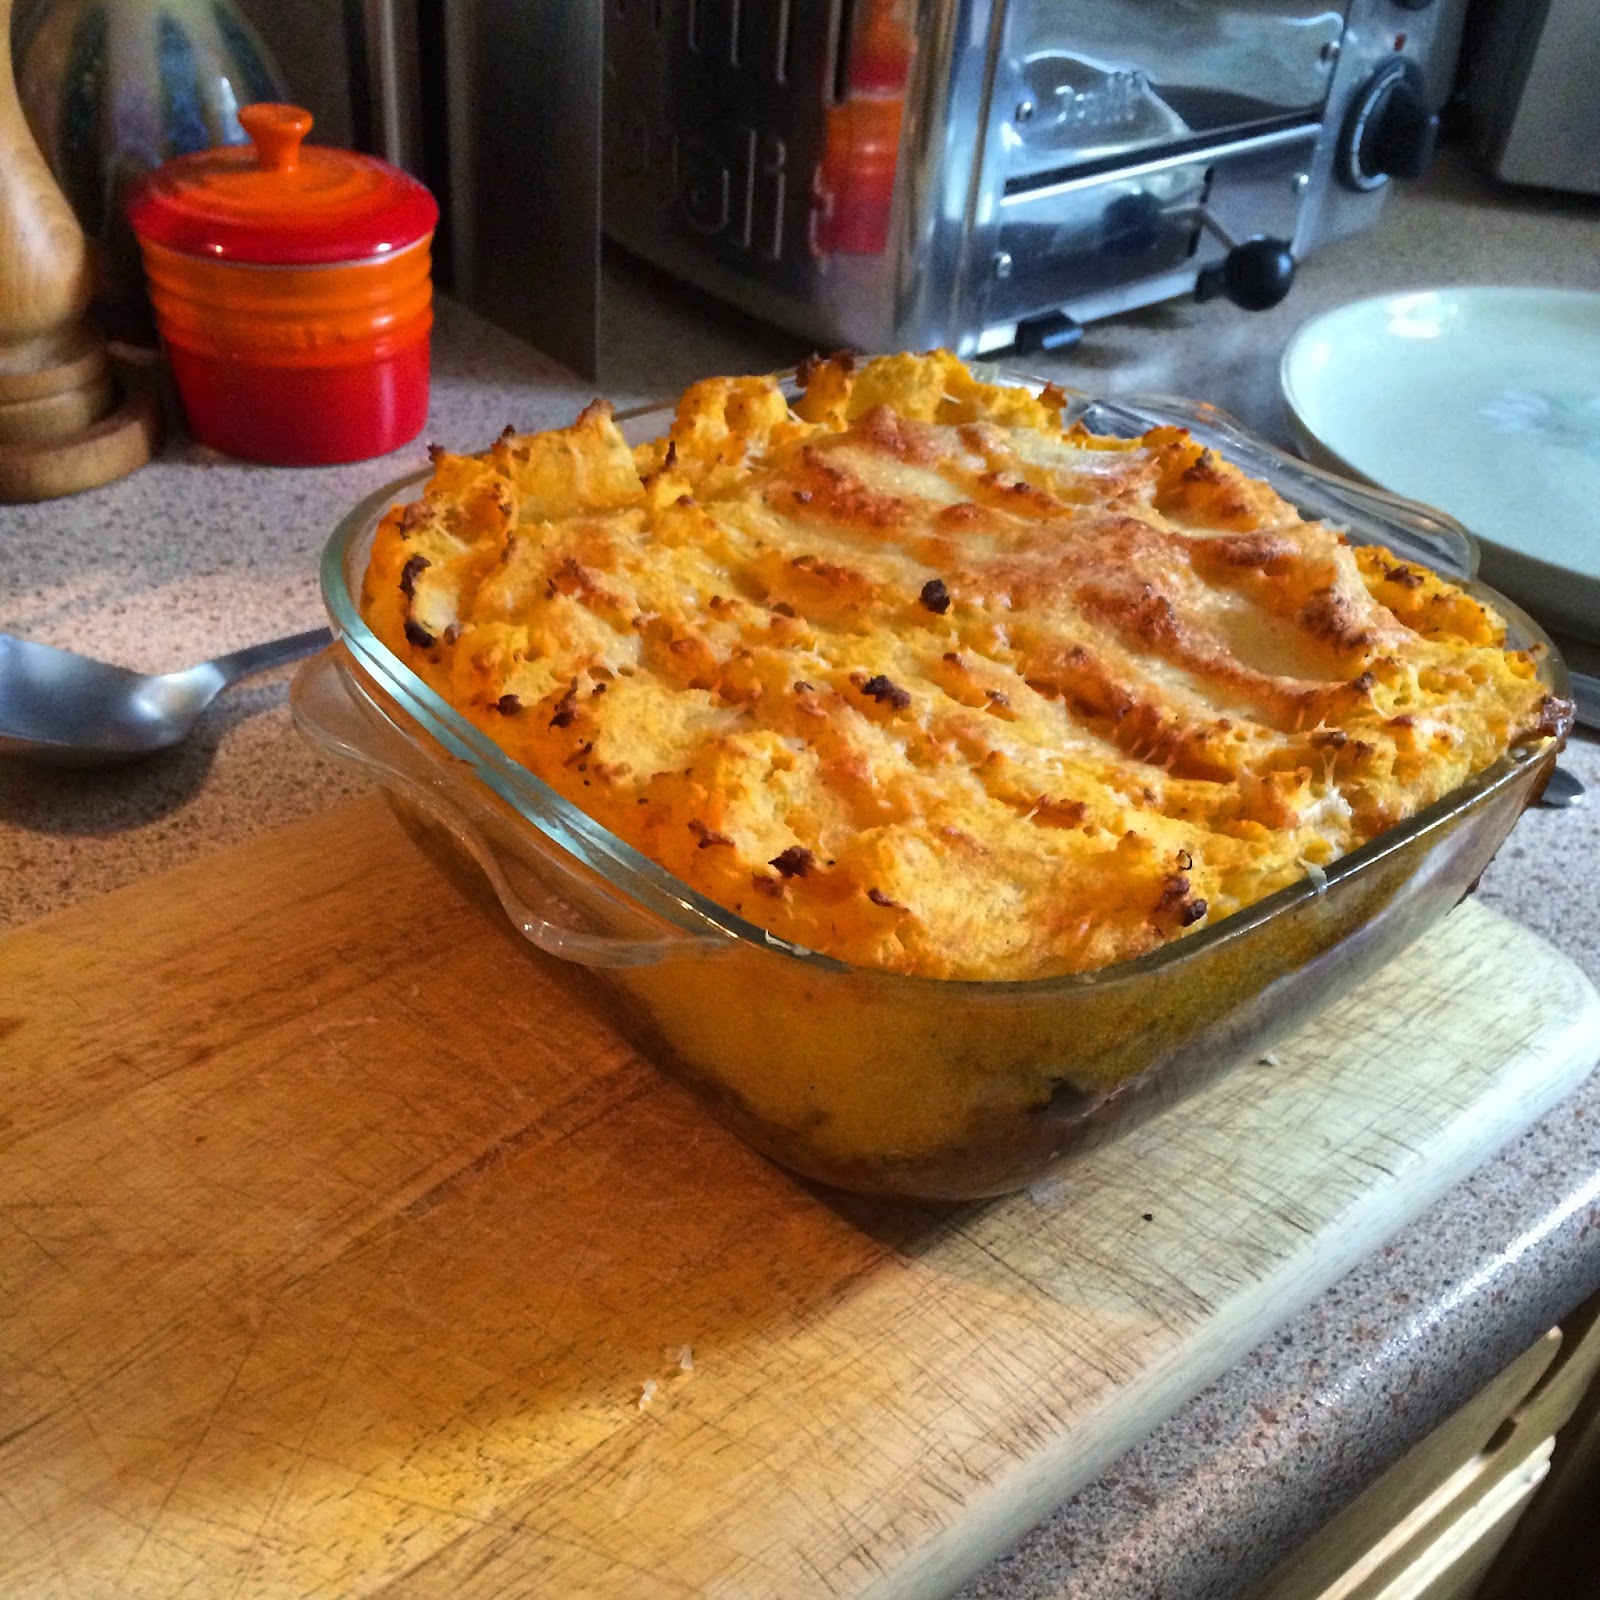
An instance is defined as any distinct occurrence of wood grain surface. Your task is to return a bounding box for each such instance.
[0,0,91,349]
[2,794,1596,1600]
[0,370,161,502]
[0,0,156,500]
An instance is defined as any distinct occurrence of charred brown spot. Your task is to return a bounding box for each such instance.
[399,553,430,598]
[1158,873,1191,910]
[936,501,991,531]
[496,693,522,715]
[663,440,678,469]
[1176,849,1193,871]
[796,352,822,388]
[1301,588,1376,652]
[1077,581,1183,653]
[403,620,435,650]
[854,404,941,465]
[750,873,785,897]
[984,689,1011,710]
[688,820,733,849]
[1194,531,1295,571]
[548,686,579,728]
[769,846,815,878]
[1179,899,1209,926]
[867,887,906,911]
[1534,692,1576,740]
[920,577,951,614]
[791,552,852,581]
[860,674,911,711]
[794,680,814,693]
[563,741,594,767]
[970,471,1062,517]
[789,450,907,530]
[547,555,602,601]
[1031,796,1087,828]
[399,502,430,533]
[1384,563,1424,589]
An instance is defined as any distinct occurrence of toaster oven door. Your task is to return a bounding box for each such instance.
[961,0,1345,346]
[601,0,1359,354]
[999,1,1346,194]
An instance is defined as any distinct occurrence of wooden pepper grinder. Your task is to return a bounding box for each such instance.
[0,0,160,501]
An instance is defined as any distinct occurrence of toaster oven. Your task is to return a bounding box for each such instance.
[602,0,1459,356]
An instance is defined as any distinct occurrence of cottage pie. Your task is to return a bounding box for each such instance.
[361,352,1565,982]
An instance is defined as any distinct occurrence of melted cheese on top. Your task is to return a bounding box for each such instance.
[361,351,1565,980]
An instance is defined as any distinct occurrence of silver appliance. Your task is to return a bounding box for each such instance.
[603,0,1458,356]
[340,0,605,377]
[1459,0,1600,197]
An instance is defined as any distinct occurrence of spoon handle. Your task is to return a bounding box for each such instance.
[210,627,332,687]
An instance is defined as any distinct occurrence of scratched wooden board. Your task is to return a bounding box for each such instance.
[1,795,1596,1600]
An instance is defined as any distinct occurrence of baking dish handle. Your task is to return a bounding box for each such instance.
[290,647,731,969]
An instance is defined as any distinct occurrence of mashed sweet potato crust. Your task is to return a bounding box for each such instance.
[361,352,1566,981]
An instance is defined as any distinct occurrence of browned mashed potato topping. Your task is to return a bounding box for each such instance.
[362,351,1566,981]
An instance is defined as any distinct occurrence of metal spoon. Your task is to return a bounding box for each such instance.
[0,627,331,765]
[1541,765,1587,808]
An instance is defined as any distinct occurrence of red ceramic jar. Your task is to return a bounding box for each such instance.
[125,104,439,464]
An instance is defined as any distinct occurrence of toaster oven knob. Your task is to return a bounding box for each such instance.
[1194,236,1297,312]
[1341,61,1439,191]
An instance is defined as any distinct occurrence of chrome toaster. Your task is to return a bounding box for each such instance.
[603,0,1462,356]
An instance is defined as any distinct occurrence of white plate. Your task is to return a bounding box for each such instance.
[1281,287,1600,641]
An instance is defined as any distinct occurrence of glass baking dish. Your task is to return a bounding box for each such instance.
[291,380,1573,1200]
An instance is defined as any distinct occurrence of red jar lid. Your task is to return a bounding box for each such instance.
[125,103,438,265]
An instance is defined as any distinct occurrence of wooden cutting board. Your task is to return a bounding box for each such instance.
[2,794,1596,1600]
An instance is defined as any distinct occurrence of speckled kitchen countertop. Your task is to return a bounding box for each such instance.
[3,146,1598,1599]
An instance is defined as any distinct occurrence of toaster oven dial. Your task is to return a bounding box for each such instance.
[1340,60,1439,192]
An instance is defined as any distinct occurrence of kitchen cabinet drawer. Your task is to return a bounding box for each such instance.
[1248,1284,1600,1600]
[1474,1287,1600,1600]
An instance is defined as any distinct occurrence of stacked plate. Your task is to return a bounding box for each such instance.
[1281,287,1600,644]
